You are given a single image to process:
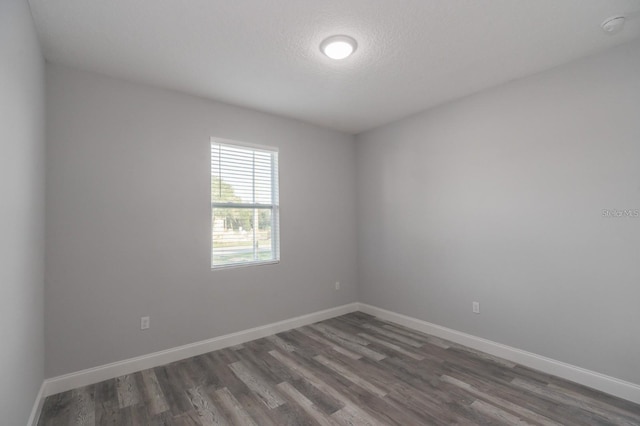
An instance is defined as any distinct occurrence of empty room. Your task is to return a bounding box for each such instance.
[3,0,640,424]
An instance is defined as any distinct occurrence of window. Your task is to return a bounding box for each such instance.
[211,139,280,268]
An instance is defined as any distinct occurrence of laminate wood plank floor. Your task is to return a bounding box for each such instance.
[38,312,640,425]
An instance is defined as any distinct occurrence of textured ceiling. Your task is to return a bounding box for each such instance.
[29,0,640,134]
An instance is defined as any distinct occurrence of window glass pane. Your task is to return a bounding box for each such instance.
[211,144,275,205]
[212,207,275,265]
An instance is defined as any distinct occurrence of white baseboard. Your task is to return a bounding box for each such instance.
[358,303,640,405]
[41,302,359,398]
[32,300,639,423]
[27,382,46,426]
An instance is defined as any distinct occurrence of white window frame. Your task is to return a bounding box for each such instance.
[210,137,280,269]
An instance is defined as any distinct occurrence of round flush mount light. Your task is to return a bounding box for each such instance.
[601,16,625,34]
[320,35,357,60]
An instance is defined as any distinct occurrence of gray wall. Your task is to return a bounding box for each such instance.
[0,0,46,423]
[45,65,357,377]
[356,40,640,384]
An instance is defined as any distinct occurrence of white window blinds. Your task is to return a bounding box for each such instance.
[211,140,280,268]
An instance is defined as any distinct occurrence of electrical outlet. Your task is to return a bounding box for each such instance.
[141,316,150,330]
[335,281,341,290]
[472,302,480,314]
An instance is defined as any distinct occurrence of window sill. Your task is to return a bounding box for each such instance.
[211,260,280,271]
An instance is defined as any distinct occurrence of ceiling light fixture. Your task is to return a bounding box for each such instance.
[320,35,357,60]
[601,16,625,34]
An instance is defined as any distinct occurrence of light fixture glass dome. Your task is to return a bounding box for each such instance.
[320,35,357,60]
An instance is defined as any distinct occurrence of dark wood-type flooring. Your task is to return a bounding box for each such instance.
[38,312,640,425]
